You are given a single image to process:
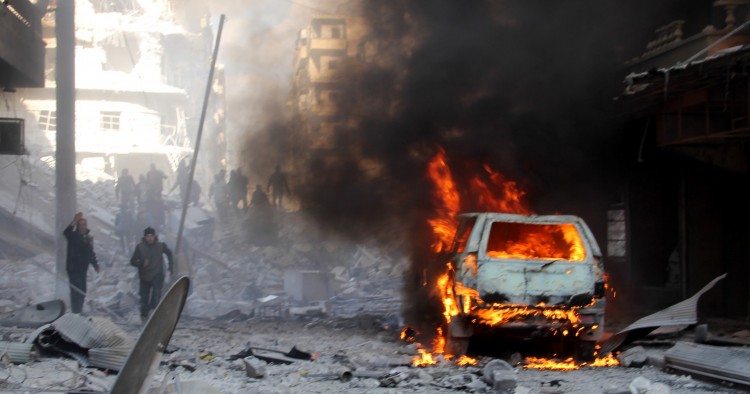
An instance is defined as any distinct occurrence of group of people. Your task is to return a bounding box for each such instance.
[114,164,171,254]
[65,212,173,323]
[208,165,291,220]
[65,163,293,320]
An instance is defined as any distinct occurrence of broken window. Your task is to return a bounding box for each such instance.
[38,110,56,132]
[100,111,121,132]
[485,221,586,261]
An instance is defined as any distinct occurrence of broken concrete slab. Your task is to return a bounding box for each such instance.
[242,357,266,378]
[664,341,750,388]
[616,345,648,368]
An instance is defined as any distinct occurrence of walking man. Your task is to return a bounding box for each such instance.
[266,165,290,208]
[63,212,100,314]
[115,168,136,209]
[130,227,174,323]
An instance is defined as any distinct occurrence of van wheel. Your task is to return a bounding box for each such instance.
[576,340,596,361]
[446,336,470,357]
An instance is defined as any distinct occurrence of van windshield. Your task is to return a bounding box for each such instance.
[485,221,585,261]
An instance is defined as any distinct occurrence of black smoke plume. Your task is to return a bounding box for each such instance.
[242,0,714,334]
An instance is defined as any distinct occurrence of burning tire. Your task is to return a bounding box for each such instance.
[446,316,473,357]
[446,335,470,357]
[576,340,597,362]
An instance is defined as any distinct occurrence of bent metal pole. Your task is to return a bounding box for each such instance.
[175,14,226,255]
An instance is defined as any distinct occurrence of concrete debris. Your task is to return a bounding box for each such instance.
[664,341,750,388]
[694,324,750,346]
[628,376,671,393]
[242,357,266,378]
[617,346,649,368]
[482,359,516,391]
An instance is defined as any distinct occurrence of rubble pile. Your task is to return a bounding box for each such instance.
[0,157,408,324]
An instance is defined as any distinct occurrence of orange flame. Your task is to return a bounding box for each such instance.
[455,355,478,366]
[412,349,437,367]
[426,147,461,253]
[416,147,611,367]
[523,354,620,370]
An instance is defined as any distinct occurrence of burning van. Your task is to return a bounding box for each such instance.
[442,212,606,359]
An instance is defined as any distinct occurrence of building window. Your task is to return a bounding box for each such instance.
[607,209,626,257]
[100,111,121,132]
[38,110,56,132]
[328,60,338,70]
[331,27,341,39]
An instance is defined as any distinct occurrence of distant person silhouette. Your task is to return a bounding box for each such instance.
[266,165,290,208]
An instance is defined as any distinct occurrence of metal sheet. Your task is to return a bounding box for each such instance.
[600,274,726,355]
[0,341,38,363]
[110,275,190,394]
[88,346,131,371]
[0,300,65,328]
[50,314,134,349]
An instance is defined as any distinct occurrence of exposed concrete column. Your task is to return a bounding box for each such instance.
[55,0,76,300]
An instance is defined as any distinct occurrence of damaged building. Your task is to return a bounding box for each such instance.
[613,0,750,320]
[0,0,226,187]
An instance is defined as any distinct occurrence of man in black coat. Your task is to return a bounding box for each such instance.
[63,212,100,313]
[130,227,174,322]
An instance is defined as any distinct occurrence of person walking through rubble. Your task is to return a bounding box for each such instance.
[63,212,100,314]
[267,164,290,209]
[115,168,136,209]
[209,170,229,220]
[130,226,174,323]
[146,163,167,201]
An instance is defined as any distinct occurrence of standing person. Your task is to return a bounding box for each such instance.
[130,227,174,323]
[236,168,249,210]
[115,168,136,209]
[135,174,148,209]
[250,184,269,207]
[145,164,167,201]
[63,212,100,314]
[267,165,291,208]
[209,170,228,220]
[168,157,190,203]
[114,205,136,254]
[227,169,239,212]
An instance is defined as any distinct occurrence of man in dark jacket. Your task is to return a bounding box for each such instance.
[63,212,100,314]
[130,227,174,322]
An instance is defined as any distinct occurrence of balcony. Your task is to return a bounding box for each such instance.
[309,37,347,55]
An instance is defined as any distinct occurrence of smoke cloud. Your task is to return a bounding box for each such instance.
[216,0,716,331]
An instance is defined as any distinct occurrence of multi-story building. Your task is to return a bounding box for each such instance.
[2,0,225,185]
[290,11,370,177]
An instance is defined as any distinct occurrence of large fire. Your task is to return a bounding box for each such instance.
[408,147,616,369]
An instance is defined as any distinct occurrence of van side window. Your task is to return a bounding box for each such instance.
[452,218,476,253]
